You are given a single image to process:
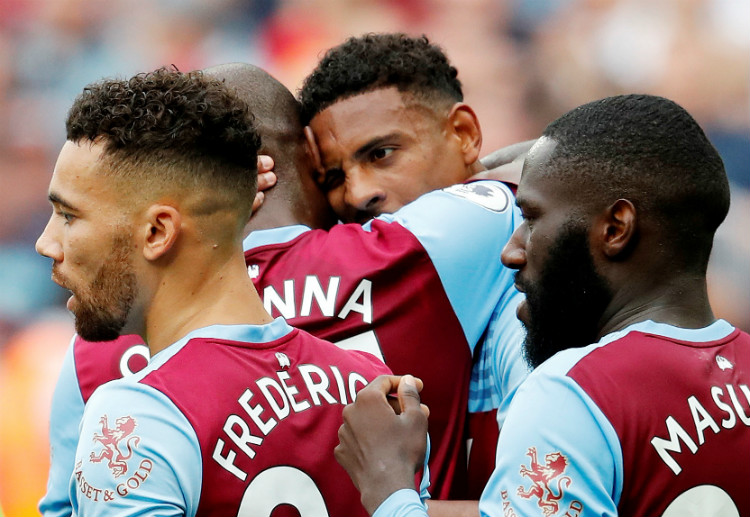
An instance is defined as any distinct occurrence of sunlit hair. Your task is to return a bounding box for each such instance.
[541,94,729,272]
[298,33,463,124]
[66,66,261,218]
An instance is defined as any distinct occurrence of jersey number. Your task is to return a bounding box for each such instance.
[661,485,739,517]
[237,466,328,517]
[334,330,385,363]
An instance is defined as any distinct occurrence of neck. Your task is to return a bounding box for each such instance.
[143,249,273,355]
[597,274,716,338]
[245,190,304,234]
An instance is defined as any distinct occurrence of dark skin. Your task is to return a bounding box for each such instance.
[335,136,717,515]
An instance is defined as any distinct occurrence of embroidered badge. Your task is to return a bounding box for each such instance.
[90,415,141,478]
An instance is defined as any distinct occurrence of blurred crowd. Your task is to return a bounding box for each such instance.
[0,0,747,513]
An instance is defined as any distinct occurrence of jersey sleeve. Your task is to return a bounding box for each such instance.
[479,357,624,517]
[469,294,529,418]
[71,381,202,517]
[375,180,522,353]
[40,335,82,517]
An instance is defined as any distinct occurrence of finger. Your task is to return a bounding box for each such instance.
[397,375,423,414]
[257,171,277,193]
[363,374,406,400]
[257,154,274,174]
[251,191,264,213]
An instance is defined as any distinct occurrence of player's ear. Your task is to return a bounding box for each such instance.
[304,126,323,173]
[446,103,482,166]
[600,198,636,259]
[141,204,181,262]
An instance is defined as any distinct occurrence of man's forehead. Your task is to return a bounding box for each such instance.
[49,140,111,204]
[516,137,564,204]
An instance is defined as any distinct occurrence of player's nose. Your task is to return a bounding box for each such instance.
[344,169,387,219]
[501,225,526,270]
[36,216,63,262]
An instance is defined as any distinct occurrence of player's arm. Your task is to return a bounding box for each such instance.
[480,356,621,517]
[71,382,202,516]
[474,139,535,187]
[479,140,536,170]
[39,335,82,517]
[426,500,479,517]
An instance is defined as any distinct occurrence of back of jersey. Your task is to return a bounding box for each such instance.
[245,181,520,499]
[569,325,750,516]
[140,327,391,517]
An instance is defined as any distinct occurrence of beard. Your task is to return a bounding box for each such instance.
[520,221,613,369]
[59,233,137,342]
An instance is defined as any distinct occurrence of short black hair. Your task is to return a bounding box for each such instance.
[66,66,261,217]
[542,94,729,271]
[298,33,463,124]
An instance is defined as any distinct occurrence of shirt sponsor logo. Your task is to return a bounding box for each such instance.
[89,415,140,478]
[443,182,511,212]
[517,447,582,517]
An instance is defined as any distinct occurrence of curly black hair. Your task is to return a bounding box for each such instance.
[541,94,729,272]
[66,66,261,214]
[298,33,463,124]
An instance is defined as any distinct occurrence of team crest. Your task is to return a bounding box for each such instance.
[517,447,572,517]
[248,264,260,279]
[443,182,510,212]
[90,415,141,478]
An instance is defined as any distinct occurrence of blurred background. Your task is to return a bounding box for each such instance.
[0,0,747,513]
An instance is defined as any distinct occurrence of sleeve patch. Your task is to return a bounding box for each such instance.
[442,182,511,212]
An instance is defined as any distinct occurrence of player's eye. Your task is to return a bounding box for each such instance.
[55,208,75,225]
[370,147,395,161]
[319,168,345,192]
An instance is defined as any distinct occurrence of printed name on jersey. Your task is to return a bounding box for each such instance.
[261,276,373,324]
[213,363,369,481]
[651,382,750,474]
[442,182,511,212]
[516,446,582,517]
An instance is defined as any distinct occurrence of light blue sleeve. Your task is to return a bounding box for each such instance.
[39,335,82,517]
[375,181,522,353]
[469,292,530,419]
[479,354,624,517]
[70,381,202,516]
[373,489,428,517]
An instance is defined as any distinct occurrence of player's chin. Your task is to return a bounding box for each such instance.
[516,297,530,326]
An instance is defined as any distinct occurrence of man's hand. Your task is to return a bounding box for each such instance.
[473,139,537,187]
[479,139,536,169]
[335,375,429,515]
[252,155,277,213]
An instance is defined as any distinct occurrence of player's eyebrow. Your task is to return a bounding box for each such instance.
[353,133,400,161]
[48,192,77,211]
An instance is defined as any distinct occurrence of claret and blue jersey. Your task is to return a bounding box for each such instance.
[42,180,527,515]
[381,319,750,517]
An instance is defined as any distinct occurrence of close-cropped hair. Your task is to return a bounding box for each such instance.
[542,94,729,269]
[298,33,463,124]
[66,66,261,213]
